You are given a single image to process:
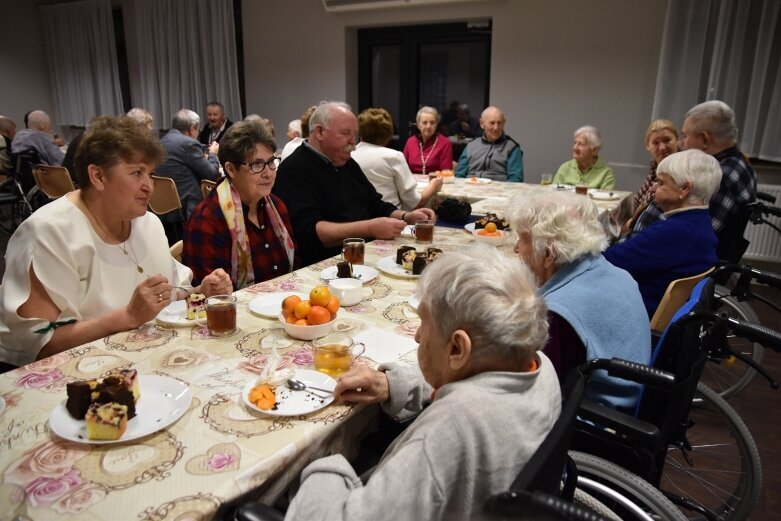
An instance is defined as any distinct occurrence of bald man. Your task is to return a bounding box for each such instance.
[10,110,65,166]
[454,106,523,182]
[0,116,16,176]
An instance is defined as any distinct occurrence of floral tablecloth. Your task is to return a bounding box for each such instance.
[0,226,508,521]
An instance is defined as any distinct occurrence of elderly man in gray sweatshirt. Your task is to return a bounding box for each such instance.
[286,245,561,521]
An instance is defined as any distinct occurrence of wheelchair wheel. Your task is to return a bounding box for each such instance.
[570,451,687,521]
[0,196,32,236]
[662,383,761,521]
[698,286,763,400]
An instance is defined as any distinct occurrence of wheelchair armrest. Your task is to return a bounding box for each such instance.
[233,501,285,521]
[576,399,660,447]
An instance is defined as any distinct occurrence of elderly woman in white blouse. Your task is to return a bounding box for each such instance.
[352,107,442,211]
[0,115,231,367]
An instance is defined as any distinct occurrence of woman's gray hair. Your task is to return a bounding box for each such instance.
[416,106,440,125]
[657,149,723,205]
[172,109,200,132]
[684,100,738,146]
[574,125,602,150]
[308,101,353,133]
[507,187,607,265]
[417,245,549,364]
[126,108,153,129]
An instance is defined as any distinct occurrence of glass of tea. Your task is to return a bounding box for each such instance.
[575,184,589,195]
[414,220,434,244]
[198,295,238,337]
[540,173,553,186]
[342,238,365,265]
[312,334,365,377]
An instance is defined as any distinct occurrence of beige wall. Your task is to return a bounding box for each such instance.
[242,0,668,189]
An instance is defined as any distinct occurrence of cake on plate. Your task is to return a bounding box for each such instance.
[85,402,128,441]
[186,293,207,320]
[474,212,510,231]
[336,261,353,278]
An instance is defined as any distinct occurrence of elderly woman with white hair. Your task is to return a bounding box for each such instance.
[402,106,454,175]
[285,245,560,520]
[604,149,721,316]
[552,125,615,189]
[508,188,650,411]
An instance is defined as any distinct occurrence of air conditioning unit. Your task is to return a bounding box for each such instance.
[322,0,493,13]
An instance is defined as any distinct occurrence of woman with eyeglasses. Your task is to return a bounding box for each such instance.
[183,121,299,289]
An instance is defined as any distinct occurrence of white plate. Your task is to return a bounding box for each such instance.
[376,256,420,279]
[249,292,308,319]
[466,177,492,184]
[464,222,476,233]
[242,369,335,416]
[408,294,420,310]
[49,375,193,444]
[320,264,379,284]
[401,224,415,237]
[155,300,195,327]
[590,190,621,201]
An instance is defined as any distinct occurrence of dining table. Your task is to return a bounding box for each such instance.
[0,182,630,521]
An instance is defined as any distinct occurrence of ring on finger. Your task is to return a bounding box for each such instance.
[157,293,163,302]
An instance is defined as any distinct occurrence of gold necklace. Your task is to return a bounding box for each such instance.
[83,200,144,274]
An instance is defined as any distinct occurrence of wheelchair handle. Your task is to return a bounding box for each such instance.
[756,191,776,204]
[580,358,675,390]
[726,314,781,352]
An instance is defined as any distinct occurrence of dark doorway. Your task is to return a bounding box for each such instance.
[358,21,491,146]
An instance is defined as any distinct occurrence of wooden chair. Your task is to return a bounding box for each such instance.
[31,165,74,199]
[149,176,183,215]
[650,267,714,332]
[169,240,183,263]
[200,179,216,198]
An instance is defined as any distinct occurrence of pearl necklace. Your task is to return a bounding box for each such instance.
[83,201,144,274]
[419,135,439,175]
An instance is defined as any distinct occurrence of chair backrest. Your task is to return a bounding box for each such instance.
[650,267,714,332]
[169,240,183,262]
[200,179,216,199]
[149,176,183,215]
[31,165,74,199]
[716,201,755,263]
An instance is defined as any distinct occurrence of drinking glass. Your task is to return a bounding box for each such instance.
[342,238,365,265]
[312,334,365,377]
[198,295,238,337]
[414,220,434,244]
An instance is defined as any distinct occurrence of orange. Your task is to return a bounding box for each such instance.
[282,295,302,317]
[326,296,340,317]
[484,222,498,233]
[294,300,311,319]
[286,313,299,324]
[309,286,332,307]
[294,318,309,326]
[307,305,331,325]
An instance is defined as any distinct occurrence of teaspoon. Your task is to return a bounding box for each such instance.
[286,379,334,396]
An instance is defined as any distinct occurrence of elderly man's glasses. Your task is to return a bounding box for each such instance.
[240,157,281,174]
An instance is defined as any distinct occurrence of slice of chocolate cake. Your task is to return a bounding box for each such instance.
[336,261,353,278]
[66,380,98,419]
[412,255,428,275]
[396,245,415,265]
[94,382,137,419]
[426,247,443,261]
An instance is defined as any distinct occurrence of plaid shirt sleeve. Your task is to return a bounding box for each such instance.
[632,201,663,234]
[709,148,757,233]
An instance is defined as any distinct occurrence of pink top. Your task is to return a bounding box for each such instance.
[402,133,454,174]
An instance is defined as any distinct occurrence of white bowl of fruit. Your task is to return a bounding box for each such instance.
[472,222,508,246]
[279,286,340,340]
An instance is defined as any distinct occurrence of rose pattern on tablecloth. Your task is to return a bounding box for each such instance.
[235,328,301,359]
[104,326,177,352]
[184,442,241,475]
[52,481,108,514]
[243,274,307,294]
[238,352,294,375]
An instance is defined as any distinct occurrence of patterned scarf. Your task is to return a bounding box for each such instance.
[217,179,295,288]
[634,161,658,207]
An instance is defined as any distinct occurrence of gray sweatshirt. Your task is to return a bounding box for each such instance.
[286,352,561,521]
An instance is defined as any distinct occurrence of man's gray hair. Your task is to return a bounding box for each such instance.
[308,101,353,134]
[507,187,607,266]
[657,149,723,205]
[288,119,302,136]
[127,108,153,129]
[417,245,549,364]
[172,109,200,132]
[27,110,51,131]
[684,100,738,146]
[416,106,440,124]
[574,125,602,150]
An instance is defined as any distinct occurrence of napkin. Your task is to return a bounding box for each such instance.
[258,344,295,385]
[352,327,418,365]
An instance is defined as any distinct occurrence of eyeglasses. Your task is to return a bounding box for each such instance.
[239,157,281,174]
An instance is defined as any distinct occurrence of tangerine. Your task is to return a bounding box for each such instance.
[309,286,332,307]
[326,296,340,316]
[294,318,309,326]
[294,300,312,319]
[484,222,498,233]
[286,313,299,324]
[307,305,331,325]
[282,295,302,316]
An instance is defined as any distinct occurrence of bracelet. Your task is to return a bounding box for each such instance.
[401,212,407,222]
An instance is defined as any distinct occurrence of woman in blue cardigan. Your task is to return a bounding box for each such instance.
[603,149,722,317]
[508,188,651,412]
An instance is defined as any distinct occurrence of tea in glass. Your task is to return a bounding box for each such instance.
[575,184,589,195]
[342,238,365,265]
[203,295,237,336]
[414,220,434,243]
[312,334,365,377]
